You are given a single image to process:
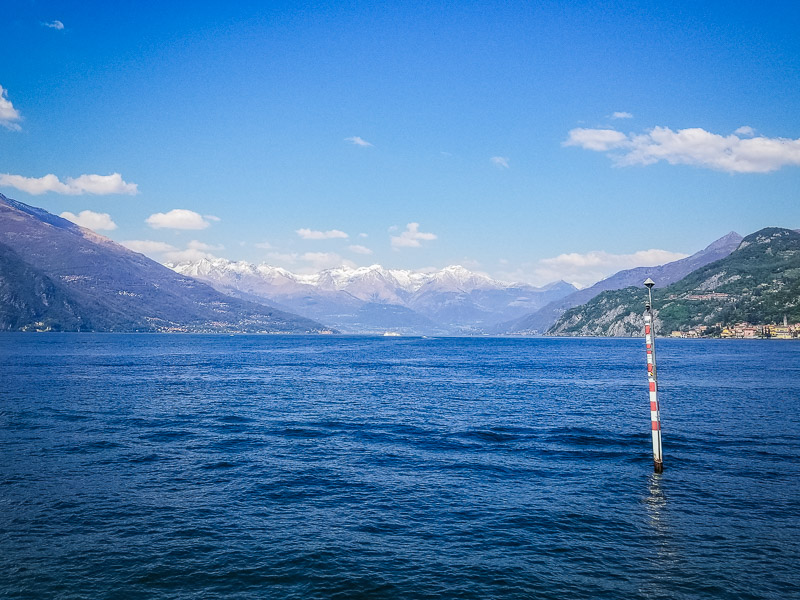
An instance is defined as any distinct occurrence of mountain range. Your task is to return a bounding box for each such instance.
[2,193,791,336]
[0,193,328,332]
[170,259,577,334]
[548,227,800,336]
[499,231,743,334]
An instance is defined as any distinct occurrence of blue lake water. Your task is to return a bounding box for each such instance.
[1,335,798,599]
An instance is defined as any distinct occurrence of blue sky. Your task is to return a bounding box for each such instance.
[2,1,799,286]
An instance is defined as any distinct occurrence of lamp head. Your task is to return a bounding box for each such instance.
[644,278,655,289]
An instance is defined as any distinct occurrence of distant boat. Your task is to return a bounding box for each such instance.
[382,331,401,337]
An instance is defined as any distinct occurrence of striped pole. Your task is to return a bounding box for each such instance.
[644,278,663,473]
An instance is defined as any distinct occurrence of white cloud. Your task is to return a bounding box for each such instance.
[300,252,356,271]
[0,172,138,195]
[390,222,437,249]
[121,240,178,254]
[345,136,373,147]
[187,240,224,251]
[490,156,510,169]
[162,249,209,263]
[565,125,800,173]
[0,85,22,130]
[359,232,368,238]
[162,240,224,263]
[266,251,299,264]
[66,173,138,195]
[59,210,117,231]
[296,228,349,240]
[254,241,273,249]
[611,111,633,119]
[459,258,482,270]
[734,126,755,137]
[265,251,356,273]
[146,209,214,230]
[534,248,689,288]
[564,128,628,151]
[42,20,65,30]
[121,239,222,263]
[348,244,373,255]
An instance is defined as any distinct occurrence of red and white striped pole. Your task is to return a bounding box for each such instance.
[644,278,663,473]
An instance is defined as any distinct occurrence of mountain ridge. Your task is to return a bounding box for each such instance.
[548,227,800,336]
[171,259,577,334]
[0,193,330,333]
[500,230,743,334]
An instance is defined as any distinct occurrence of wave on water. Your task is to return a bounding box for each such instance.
[1,335,798,599]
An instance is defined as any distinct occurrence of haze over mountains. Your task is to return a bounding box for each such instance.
[171,259,577,334]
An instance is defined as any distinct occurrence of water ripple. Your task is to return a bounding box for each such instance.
[0,335,798,599]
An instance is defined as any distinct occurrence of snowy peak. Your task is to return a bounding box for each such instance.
[169,258,578,333]
[175,257,297,282]
[307,264,507,299]
[419,265,499,293]
[313,265,410,303]
[170,257,311,296]
[172,260,521,296]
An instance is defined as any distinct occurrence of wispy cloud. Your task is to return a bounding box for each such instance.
[300,252,356,271]
[265,251,355,272]
[534,248,688,288]
[390,223,437,249]
[734,126,755,137]
[146,209,216,230]
[187,240,223,251]
[0,172,138,195]
[163,240,224,263]
[296,228,349,240]
[345,136,373,147]
[266,251,299,264]
[610,111,633,119]
[254,241,273,249]
[348,244,373,255]
[0,85,22,130]
[121,239,223,263]
[564,128,628,151]
[121,240,178,254]
[564,125,800,173]
[490,156,510,169]
[42,20,65,30]
[60,210,117,231]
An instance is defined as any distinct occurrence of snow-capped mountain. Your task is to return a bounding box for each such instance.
[169,259,576,334]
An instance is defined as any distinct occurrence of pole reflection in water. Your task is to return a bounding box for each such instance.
[639,473,684,597]
[645,473,667,530]
[640,473,683,598]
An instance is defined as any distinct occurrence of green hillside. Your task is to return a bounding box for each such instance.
[549,227,800,336]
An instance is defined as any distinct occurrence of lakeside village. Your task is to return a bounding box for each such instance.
[670,317,799,339]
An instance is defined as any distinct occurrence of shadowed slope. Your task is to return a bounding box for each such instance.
[0,194,330,333]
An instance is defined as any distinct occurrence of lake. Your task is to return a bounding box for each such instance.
[1,335,798,599]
